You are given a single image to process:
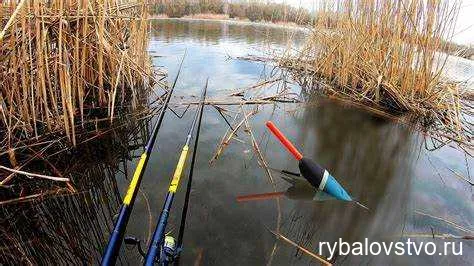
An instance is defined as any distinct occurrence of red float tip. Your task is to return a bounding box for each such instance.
[266,121,303,161]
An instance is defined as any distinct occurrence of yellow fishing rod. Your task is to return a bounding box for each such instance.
[101,53,186,265]
[144,79,208,266]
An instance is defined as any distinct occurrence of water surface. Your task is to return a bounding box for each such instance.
[118,20,473,265]
[3,19,472,265]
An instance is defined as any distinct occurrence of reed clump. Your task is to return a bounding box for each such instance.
[281,0,472,146]
[0,0,159,148]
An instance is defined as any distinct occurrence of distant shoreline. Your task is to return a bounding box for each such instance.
[148,15,310,33]
[149,15,474,61]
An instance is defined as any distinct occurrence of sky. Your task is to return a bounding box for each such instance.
[271,0,474,45]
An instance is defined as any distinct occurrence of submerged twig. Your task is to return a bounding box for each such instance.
[414,210,474,234]
[267,229,332,266]
[0,165,70,182]
[209,109,257,164]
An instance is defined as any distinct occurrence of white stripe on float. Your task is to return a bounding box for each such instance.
[319,170,329,190]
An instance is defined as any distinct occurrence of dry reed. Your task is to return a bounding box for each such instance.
[280,0,472,147]
[0,0,162,149]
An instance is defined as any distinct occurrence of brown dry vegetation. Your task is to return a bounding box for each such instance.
[280,0,473,149]
[0,0,161,147]
[0,0,167,197]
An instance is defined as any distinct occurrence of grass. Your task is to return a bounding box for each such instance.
[280,0,472,148]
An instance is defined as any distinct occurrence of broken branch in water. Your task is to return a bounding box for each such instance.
[238,106,285,264]
[241,106,282,234]
[236,55,273,63]
[0,165,70,182]
[227,78,282,97]
[209,109,257,164]
[175,97,300,106]
[394,233,474,240]
[414,210,474,234]
[178,100,279,105]
[267,229,332,266]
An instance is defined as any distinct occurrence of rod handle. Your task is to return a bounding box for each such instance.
[266,121,303,161]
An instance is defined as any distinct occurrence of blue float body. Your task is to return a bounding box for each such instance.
[298,157,352,202]
[323,174,352,201]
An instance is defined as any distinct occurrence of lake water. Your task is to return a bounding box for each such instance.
[2,19,473,265]
[128,19,473,265]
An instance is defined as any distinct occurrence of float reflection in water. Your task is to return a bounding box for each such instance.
[268,104,416,265]
[236,173,335,202]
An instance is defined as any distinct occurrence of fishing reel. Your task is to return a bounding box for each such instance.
[124,235,182,264]
[160,236,182,264]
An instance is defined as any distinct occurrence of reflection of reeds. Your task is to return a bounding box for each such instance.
[0,90,154,201]
[281,0,472,146]
[0,109,150,264]
[1,179,119,264]
[0,0,160,146]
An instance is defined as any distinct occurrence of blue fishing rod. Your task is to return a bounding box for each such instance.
[144,79,208,266]
[101,53,186,265]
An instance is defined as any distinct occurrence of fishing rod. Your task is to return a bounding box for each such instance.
[266,121,368,210]
[175,80,207,263]
[101,52,186,265]
[144,79,208,266]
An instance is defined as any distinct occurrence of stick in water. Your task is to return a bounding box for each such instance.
[268,228,332,266]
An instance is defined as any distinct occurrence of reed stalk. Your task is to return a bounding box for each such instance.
[0,0,160,149]
[281,0,472,147]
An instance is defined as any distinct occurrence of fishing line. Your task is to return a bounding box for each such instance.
[267,166,301,177]
[168,104,192,119]
[355,201,370,211]
[211,105,237,134]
